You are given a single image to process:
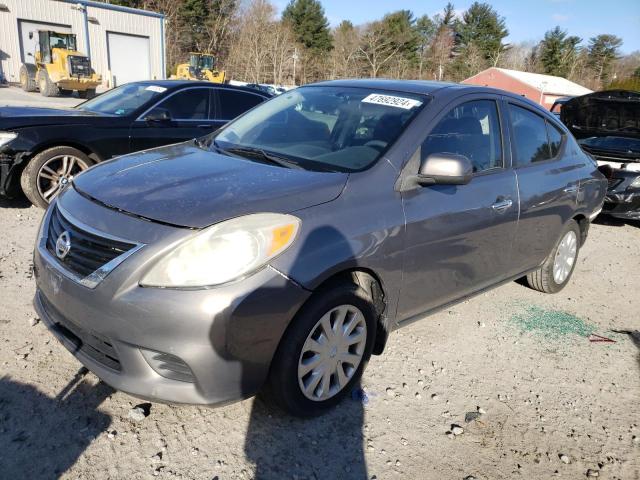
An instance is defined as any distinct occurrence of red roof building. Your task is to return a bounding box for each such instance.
[463,67,592,110]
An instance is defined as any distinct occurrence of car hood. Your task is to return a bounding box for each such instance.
[73,142,349,229]
[561,90,640,140]
[0,106,105,129]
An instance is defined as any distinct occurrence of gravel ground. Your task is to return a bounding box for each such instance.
[0,197,639,480]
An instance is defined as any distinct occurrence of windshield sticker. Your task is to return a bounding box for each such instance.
[145,85,167,93]
[362,93,422,110]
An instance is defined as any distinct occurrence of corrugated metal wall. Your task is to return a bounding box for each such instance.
[0,0,164,85]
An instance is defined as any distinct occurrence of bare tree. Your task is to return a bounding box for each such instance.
[196,0,238,59]
[429,26,454,80]
[358,21,403,78]
[330,21,361,79]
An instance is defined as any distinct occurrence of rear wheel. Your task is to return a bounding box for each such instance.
[20,146,93,208]
[19,65,36,92]
[37,70,58,97]
[265,279,377,417]
[78,88,96,99]
[525,220,581,293]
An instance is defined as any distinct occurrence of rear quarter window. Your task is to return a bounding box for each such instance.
[217,90,264,120]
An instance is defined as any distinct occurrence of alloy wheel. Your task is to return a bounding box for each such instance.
[553,230,577,284]
[36,154,90,203]
[297,304,367,401]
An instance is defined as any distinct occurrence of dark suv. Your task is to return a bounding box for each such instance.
[33,80,606,416]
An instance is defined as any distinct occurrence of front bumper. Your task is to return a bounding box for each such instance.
[34,191,310,405]
[601,191,640,219]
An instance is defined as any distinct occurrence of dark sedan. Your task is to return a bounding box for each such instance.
[0,80,271,207]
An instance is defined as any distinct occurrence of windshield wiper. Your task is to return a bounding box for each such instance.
[222,145,303,169]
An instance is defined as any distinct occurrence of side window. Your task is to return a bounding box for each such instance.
[217,90,264,120]
[421,99,502,173]
[151,89,209,120]
[509,104,552,166]
[547,121,563,157]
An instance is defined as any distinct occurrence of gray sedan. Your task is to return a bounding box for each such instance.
[33,79,606,416]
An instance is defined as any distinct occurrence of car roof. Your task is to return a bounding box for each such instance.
[127,80,273,97]
[305,78,550,113]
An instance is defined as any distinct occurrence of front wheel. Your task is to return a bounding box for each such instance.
[20,146,93,208]
[525,220,581,293]
[37,70,58,97]
[265,279,378,417]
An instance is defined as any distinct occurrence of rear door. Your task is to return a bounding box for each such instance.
[129,87,219,151]
[213,88,267,123]
[507,101,583,271]
[397,95,519,321]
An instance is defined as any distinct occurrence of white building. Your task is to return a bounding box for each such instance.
[0,0,165,87]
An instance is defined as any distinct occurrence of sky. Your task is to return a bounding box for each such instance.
[273,0,640,54]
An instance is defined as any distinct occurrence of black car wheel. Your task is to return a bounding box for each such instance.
[265,278,378,417]
[37,70,59,97]
[20,146,93,208]
[78,89,97,99]
[19,65,36,92]
[525,220,581,294]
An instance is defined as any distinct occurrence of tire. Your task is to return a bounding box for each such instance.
[37,69,59,97]
[20,146,93,209]
[19,65,36,92]
[78,88,96,99]
[525,220,581,294]
[264,277,378,417]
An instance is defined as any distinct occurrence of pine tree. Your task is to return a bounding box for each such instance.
[282,0,332,52]
[538,26,582,77]
[453,2,509,79]
[587,34,623,86]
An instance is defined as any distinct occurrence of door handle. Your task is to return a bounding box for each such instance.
[491,198,513,212]
[563,185,578,194]
[197,124,211,128]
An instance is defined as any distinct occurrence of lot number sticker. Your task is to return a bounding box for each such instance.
[146,85,167,93]
[362,93,422,110]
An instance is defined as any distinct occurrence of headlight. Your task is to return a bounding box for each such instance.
[141,213,300,288]
[0,132,17,148]
[630,176,640,188]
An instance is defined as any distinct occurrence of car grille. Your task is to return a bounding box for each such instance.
[68,55,91,77]
[40,293,121,371]
[46,204,136,279]
[607,177,622,190]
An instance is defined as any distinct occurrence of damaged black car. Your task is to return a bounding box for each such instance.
[562,90,640,220]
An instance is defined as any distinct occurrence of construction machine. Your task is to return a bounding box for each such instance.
[173,53,225,83]
[19,30,101,98]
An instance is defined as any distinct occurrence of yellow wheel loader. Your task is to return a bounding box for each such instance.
[173,53,226,83]
[19,30,101,98]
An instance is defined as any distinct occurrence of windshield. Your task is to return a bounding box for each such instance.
[215,86,427,172]
[77,83,167,116]
[50,33,76,51]
[579,136,640,154]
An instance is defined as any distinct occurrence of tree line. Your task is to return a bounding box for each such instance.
[112,0,640,90]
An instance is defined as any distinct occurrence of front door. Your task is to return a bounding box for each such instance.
[130,87,224,152]
[397,96,519,321]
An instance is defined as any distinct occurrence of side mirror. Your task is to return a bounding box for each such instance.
[144,108,171,123]
[416,153,473,186]
[29,32,33,40]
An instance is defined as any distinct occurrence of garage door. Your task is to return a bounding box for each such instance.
[18,20,72,64]
[107,32,150,86]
